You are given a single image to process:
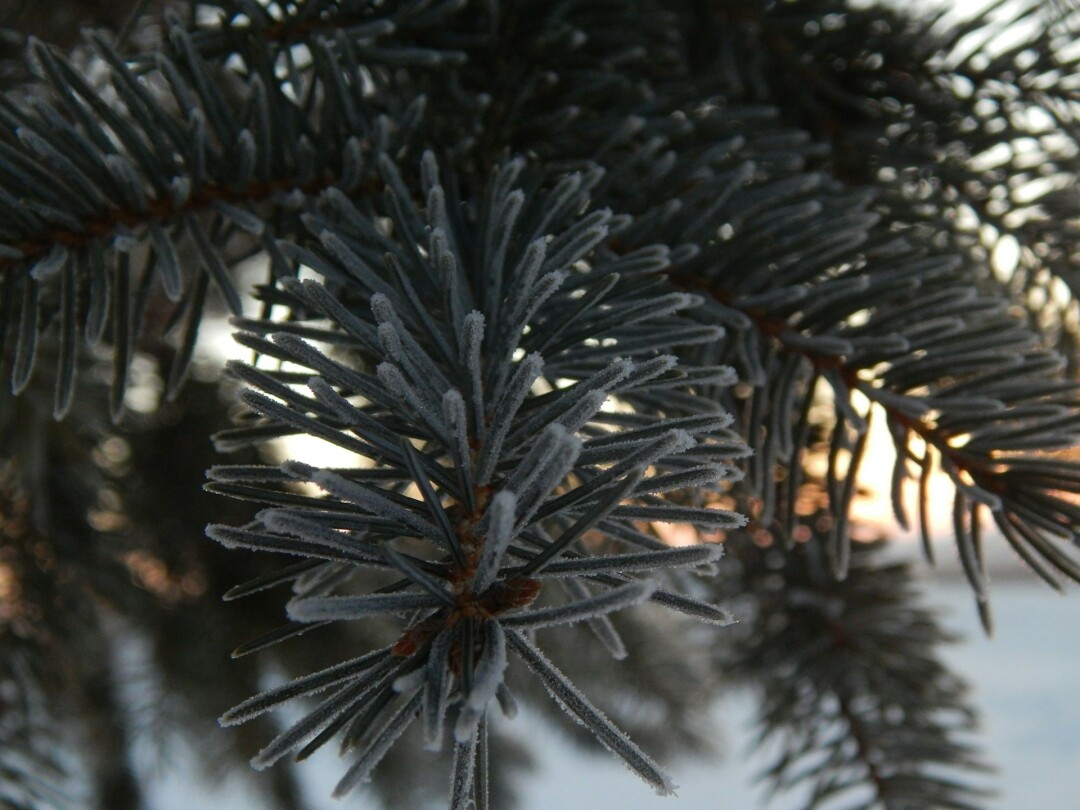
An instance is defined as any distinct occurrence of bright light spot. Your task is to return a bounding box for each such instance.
[847,308,871,328]
[652,521,700,547]
[948,432,972,449]
[991,234,1020,280]
[600,395,635,414]
[1012,176,1060,205]
[276,433,373,475]
[954,203,980,231]
[1050,276,1073,308]
[124,356,163,414]
[971,142,1012,171]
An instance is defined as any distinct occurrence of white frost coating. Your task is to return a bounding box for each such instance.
[454,622,508,743]
[448,731,478,810]
[555,389,608,434]
[613,502,748,530]
[503,580,658,630]
[508,426,583,530]
[382,544,454,604]
[649,589,736,626]
[560,579,626,660]
[538,545,725,577]
[422,629,455,751]
[279,459,316,480]
[477,352,545,485]
[307,467,442,543]
[543,217,610,275]
[260,509,374,558]
[559,429,693,509]
[489,189,527,286]
[376,362,448,442]
[376,321,404,362]
[442,389,473,477]
[370,290,452,393]
[501,423,567,495]
[472,491,517,593]
[206,524,359,563]
[506,630,677,796]
[287,591,441,622]
[250,656,397,769]
[503,236,546,323]
[331,691,423,797]
[306,376,362,424]
[391,666,427,695]
[585,612,627,660]
[522,467,645,576]
[219,650,388,726]
[204,524,261,551]
[320,233,395,300]
[496,683,518,719]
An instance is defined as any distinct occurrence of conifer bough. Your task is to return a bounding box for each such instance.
[206,152,746,802]
[1,0,1078,807]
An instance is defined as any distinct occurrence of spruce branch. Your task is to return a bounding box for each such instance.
[208,153,745,803]
[453,0,1080,607]
[704,0,1080,353]
[1,3,1077,808]
[722,536,995,810]
[0,8,433,417]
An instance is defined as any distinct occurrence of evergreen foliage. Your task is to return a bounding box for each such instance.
[721,535,993,810]
[0,1,1077,808]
